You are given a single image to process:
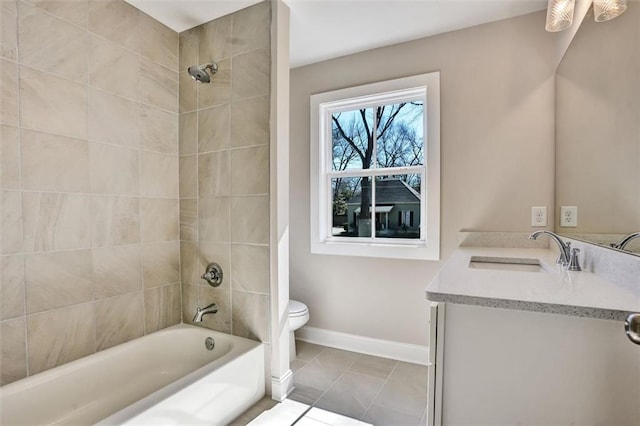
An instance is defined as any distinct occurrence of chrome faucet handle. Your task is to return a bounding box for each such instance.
[567,247,581,271]
[201,262,223,287]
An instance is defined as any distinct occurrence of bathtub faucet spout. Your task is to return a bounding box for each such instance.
[193,302,218,322]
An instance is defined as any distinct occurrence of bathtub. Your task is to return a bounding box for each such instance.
[0,324,265,425]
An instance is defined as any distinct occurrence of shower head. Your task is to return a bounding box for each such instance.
[187,63,218,83]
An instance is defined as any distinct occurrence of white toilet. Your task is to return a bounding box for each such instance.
[288,300,309,360]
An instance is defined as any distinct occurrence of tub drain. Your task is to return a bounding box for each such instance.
[205,337,215,351]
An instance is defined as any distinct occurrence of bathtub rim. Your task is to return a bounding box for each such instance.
[1,323,265,425]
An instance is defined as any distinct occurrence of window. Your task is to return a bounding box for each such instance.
[310,73,440,260]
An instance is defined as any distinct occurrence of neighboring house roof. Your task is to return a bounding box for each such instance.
[346,178,420,205]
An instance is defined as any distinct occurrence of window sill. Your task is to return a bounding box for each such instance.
[310,239,439,260]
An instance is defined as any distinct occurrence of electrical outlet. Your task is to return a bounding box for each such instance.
[531,206,547,227]
[560,206,578,227]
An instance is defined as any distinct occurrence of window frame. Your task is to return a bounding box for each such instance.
[310,72,440,260]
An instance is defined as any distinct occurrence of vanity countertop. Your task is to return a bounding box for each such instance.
[425,247,640,321]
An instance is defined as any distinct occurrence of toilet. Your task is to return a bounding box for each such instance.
[288,300,310,360]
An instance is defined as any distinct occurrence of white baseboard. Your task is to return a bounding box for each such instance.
[296,326,429,365]
[271,369,294,402]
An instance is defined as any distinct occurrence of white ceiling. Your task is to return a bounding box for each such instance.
[126,0,548,68]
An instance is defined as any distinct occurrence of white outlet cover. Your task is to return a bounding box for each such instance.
[531,206,547,227]
[560,206,578,227]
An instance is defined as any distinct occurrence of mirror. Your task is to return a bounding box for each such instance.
[555,5,639,255]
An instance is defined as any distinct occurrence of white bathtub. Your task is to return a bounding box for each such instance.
[0,324,265,425]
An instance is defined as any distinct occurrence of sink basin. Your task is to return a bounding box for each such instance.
[469,256,547,272]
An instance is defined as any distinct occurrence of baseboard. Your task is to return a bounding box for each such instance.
[296,326,429,365]
[271,369,294,402]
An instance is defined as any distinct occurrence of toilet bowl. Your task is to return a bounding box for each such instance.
[288,300,309,360]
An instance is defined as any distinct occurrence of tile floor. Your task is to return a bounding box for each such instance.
[231,341,429,426]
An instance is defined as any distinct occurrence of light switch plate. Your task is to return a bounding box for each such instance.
[560,206,578,227]
[531,206,547,227]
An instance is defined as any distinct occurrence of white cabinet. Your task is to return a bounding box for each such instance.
[428,303,640,425]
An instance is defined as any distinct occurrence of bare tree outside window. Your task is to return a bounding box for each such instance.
[330,102,424,238]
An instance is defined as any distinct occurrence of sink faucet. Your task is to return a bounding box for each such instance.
[529,230,571,267]
[610,232,640,251]
[193,302,218,322]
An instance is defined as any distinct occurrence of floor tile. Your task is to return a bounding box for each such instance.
[293,348,359,391]
[291,358,307,373]
[361,404,422,426]
[314,371,386,420]
[289,381,325,405]
[295,417,328,426]
[348,353,397,379]
[370,362,428,417]
[295,340,325,362]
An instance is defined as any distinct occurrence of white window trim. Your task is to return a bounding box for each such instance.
[310,72,441,260]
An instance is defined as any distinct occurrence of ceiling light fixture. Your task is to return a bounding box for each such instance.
[593,0,627,22]
[545,0,576,32]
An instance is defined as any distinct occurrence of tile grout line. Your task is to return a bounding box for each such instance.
[359,360,400,421]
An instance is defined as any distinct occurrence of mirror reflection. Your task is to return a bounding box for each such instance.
[555,5,639,255]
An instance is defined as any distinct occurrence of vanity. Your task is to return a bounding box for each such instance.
[425,237,640,425]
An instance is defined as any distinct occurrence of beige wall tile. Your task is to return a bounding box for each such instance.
[232,49,270,100]
[88,0,139,51]
[21,129,90,192]
[0,190,22,254]
[142,241,179,288]
[89,88,139,147]
[232,290,269,342]
[180,199,197,241]
[230,196,269,244]
[231,244,269,294]
[179,27,199,70]
[95,292,144,350]
[22,192,92,252]
[179,71,197,113]
[180,242,198,286]
[179,155,197,198]
[29,0,88,28]
[1,125,19,189]
[231,95,270,148]
[20,66,87,139]
[1,1,17,60]
[140,58,178,112]
[1,255,25,320]
[140,151,178,197]
[141,198,179,242]
[198,151,230,197]
[198,15,232,63]
[89,35,139,99]
[25,249,93,314]
[179,112,197,155]
[92,245,142,299]
[198,241,230,287]
[199,286,231,333]
[140,105,177,154]
[19,1,88,81]
[231,145,269,195]
[198,58,231,109]
[144,283,180,333]
[232,2,271,55]
[26,303,96,374]
[89,142,139,195]
[1,318,27,385]
[91,196,140,246]
[199,197,230,243]
[181,283,198,324]
[198,104,230,153]
[1,59,18,126]
[139,12,178,71]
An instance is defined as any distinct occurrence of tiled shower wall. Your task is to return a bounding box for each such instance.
[0,0,180,385]
[178,3,272,344]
